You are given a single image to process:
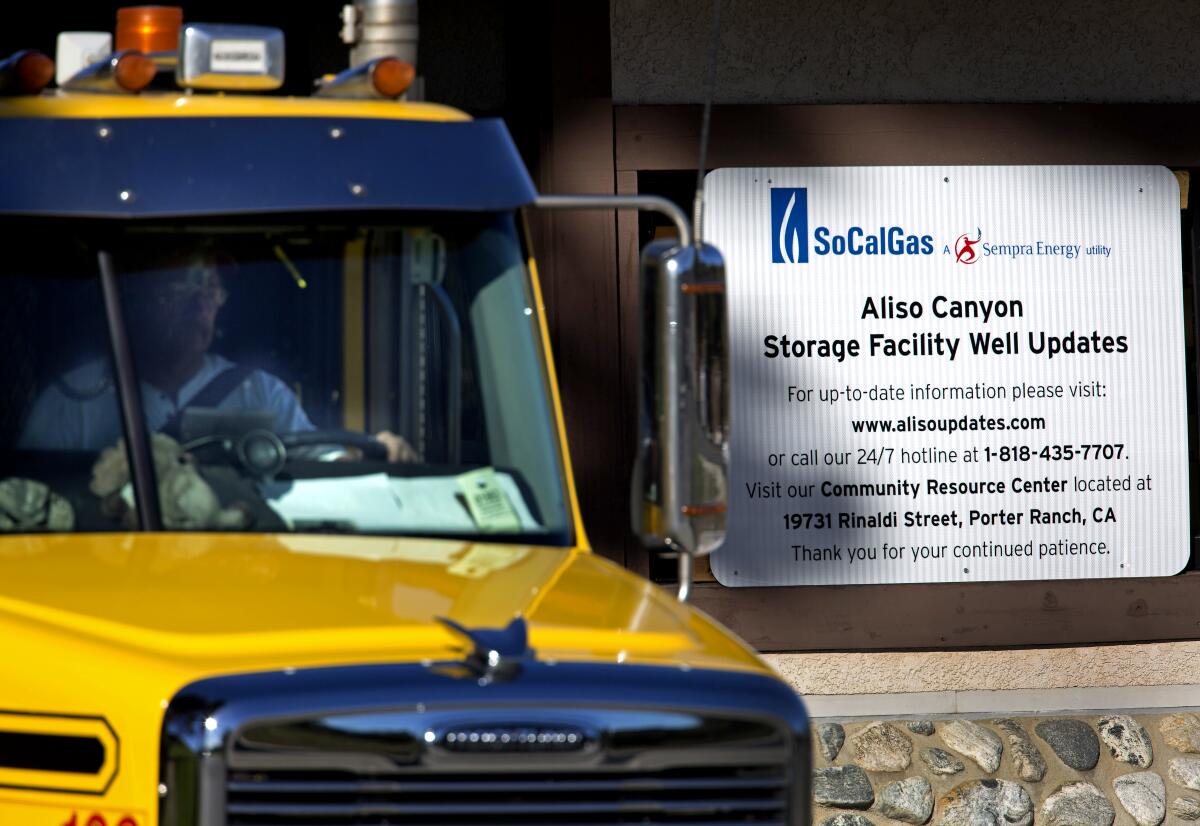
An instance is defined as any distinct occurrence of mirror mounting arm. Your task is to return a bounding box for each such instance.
[533,195,693,249]
[676,552,693,603]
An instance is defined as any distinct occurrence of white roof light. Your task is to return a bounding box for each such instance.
[55,32,113,86]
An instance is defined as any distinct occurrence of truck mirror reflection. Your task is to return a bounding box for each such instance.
[632,240,729,561]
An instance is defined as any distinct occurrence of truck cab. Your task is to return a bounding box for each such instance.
[0,12,808,826]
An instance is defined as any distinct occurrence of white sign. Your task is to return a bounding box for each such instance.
[210,39,268,73]
[706,166,1188,586]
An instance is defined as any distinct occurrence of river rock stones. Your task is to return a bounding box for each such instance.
[819,816,875,826]
[1169,758,1200,791]
[1162,714,1200,754]
[880,777,934,824]
[1172,797,1200,820]
[814,765,875,809]
[1098,715,1154,767]
[994,718,1047,782]
[819,723,846,761]
[921,747,965,775]
[1113,771,1166,826]
[937,779,1033,826]
[1040,782,1116,826]
[1036,719,1100,770]
[850,722,913,772]
[809,711,1200,826]
[940,720,1003,773]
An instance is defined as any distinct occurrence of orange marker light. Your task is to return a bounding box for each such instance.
[116,6,183,54]
[371,57,414,98]
[0,50,55,95]
[14,51,55,94]
[113,51,156,91]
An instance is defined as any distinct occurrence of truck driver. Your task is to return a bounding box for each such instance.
[17,243,413,462]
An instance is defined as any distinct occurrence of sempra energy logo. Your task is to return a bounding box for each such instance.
[942,227,1111,262]
[954,228,982,264]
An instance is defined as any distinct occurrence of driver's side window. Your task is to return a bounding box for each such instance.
[1,268,130,532]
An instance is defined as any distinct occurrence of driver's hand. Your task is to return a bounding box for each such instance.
[374,430,418,463]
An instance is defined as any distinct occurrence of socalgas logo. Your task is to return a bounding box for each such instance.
[770,187,933,264]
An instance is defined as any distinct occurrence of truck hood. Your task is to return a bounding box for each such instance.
[0,533,764,675]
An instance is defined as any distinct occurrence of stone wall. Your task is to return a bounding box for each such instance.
[812,712,1200,826]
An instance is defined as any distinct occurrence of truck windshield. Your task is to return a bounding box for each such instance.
[0,213,572,544]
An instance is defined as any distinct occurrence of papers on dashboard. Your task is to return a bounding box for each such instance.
[260,470,539,533]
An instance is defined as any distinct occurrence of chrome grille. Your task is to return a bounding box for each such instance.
[159,661,809,826]
[225,765,790,825]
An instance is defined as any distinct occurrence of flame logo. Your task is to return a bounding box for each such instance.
[778,192,801,263]
[955,228,982,264]
[770,187,809,264]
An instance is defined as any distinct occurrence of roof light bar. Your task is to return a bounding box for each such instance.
[177,24,284,90]
[0,50,55,96]
[315,56,415,100]
[61,50,156,94]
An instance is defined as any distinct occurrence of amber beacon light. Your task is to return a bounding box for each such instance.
[0,50,55,95]
[116,6,184,54]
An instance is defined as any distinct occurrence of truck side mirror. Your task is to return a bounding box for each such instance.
[632,240,729,561]
[530,194,728,600]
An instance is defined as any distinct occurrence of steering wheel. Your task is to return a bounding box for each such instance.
[279,430,388,461]
[186,429,388,479]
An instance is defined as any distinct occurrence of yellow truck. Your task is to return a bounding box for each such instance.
[0,7,809,826]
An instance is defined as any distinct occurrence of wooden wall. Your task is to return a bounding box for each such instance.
[526,7,1200,651]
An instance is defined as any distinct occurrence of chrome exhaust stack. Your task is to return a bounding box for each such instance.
[341,0,418,70]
